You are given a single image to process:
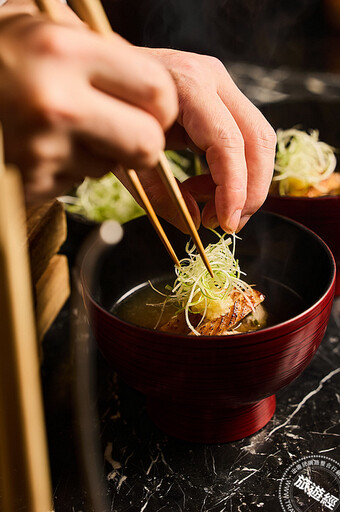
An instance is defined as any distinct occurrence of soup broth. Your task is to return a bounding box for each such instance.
[112,275,307,334]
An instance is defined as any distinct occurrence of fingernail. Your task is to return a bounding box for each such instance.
[238,214,251,232]
[226,209,242,233]
[205,215,219,229]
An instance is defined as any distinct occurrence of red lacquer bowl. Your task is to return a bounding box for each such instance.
[82,211,336,443]
[262,195,340,295]
[260,100,340,295]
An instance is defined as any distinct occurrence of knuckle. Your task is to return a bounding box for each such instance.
[175,53,206,85]
[31,24,68,58]
[143,72,167,104]
[228,183,247,203]
[204,55,227,75]
[28,142,46,164]
[32,87,77,126]
[26,138,53,166]
[217,127,244,150]
[254,123,277,151]
[243,186,269,214]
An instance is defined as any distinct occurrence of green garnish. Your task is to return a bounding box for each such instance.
[274,128,337,195]
[60,151,202,224]
[60,172,145,224]
[158,231,253,336]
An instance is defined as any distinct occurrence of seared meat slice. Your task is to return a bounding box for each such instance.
[160,288,265,336]
[159,311,199,335]
[269,172,340,197]
[193,289,265,336]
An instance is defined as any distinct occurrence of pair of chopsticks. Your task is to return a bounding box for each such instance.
[35,0,214,277]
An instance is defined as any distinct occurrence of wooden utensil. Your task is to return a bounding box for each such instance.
[0,163,53,511]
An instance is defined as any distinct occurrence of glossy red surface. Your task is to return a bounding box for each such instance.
[262,195,340,296]
[88,286,334,443]
[82,212,336,443]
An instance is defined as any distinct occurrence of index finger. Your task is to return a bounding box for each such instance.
[180,93,248,233]
[215,71,277,230]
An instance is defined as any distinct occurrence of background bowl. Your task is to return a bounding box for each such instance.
[260,100,340,295]
[83,211,335,443]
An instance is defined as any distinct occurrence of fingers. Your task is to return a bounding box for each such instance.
[183,61,276,233]
[165,123,204,154]
[74,85,166,170]
[86,32,179,132]
[150,50,276,233]
[43,26,179,132]
[180,175,216,203]
[114,166,201,234]
[16,131,115,203]
[42,26,179,169]
[3,20,179,175]
[179,92,248,233]
[214,66,276,230]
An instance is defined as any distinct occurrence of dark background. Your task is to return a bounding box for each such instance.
[102,0,340,73]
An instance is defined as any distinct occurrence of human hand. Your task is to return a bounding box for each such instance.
[138,48,277,233]
[0,6,178,203]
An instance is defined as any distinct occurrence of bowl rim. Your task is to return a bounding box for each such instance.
[81,211,336,343]
[265,193,340,203]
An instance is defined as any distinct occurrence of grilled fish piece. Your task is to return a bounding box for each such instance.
[159,311,199,335]
[193,289,265,336]
[269,172,340,197]
[160,288,265,336]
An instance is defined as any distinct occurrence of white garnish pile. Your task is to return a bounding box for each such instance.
[274,128,337,195]
[161,232,254,336]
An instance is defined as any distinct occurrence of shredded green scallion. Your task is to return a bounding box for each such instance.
[273,128,337,195]
[155,231,253,336]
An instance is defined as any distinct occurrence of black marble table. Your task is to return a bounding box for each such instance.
[42,255,340,512]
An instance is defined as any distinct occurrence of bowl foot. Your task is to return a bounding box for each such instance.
[147,395,276,443]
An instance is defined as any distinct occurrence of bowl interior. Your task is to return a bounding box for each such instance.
[91,211,335,332]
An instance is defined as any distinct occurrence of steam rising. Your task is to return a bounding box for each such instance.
[141,0,320,66]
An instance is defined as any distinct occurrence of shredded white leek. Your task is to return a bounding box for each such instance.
[59,151,200,223]
[160,232,253,336]
[274,128,337,195]
[59,172,145,224]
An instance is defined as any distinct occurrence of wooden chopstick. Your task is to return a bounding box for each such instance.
[127,169,180,266]
[34,0,60,21]
[157,152,214,276]
[68,0,112,35]
[0,123,4,175]
[35,0,214,276]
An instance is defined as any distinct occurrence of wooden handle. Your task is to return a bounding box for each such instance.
[0,166,53,512]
